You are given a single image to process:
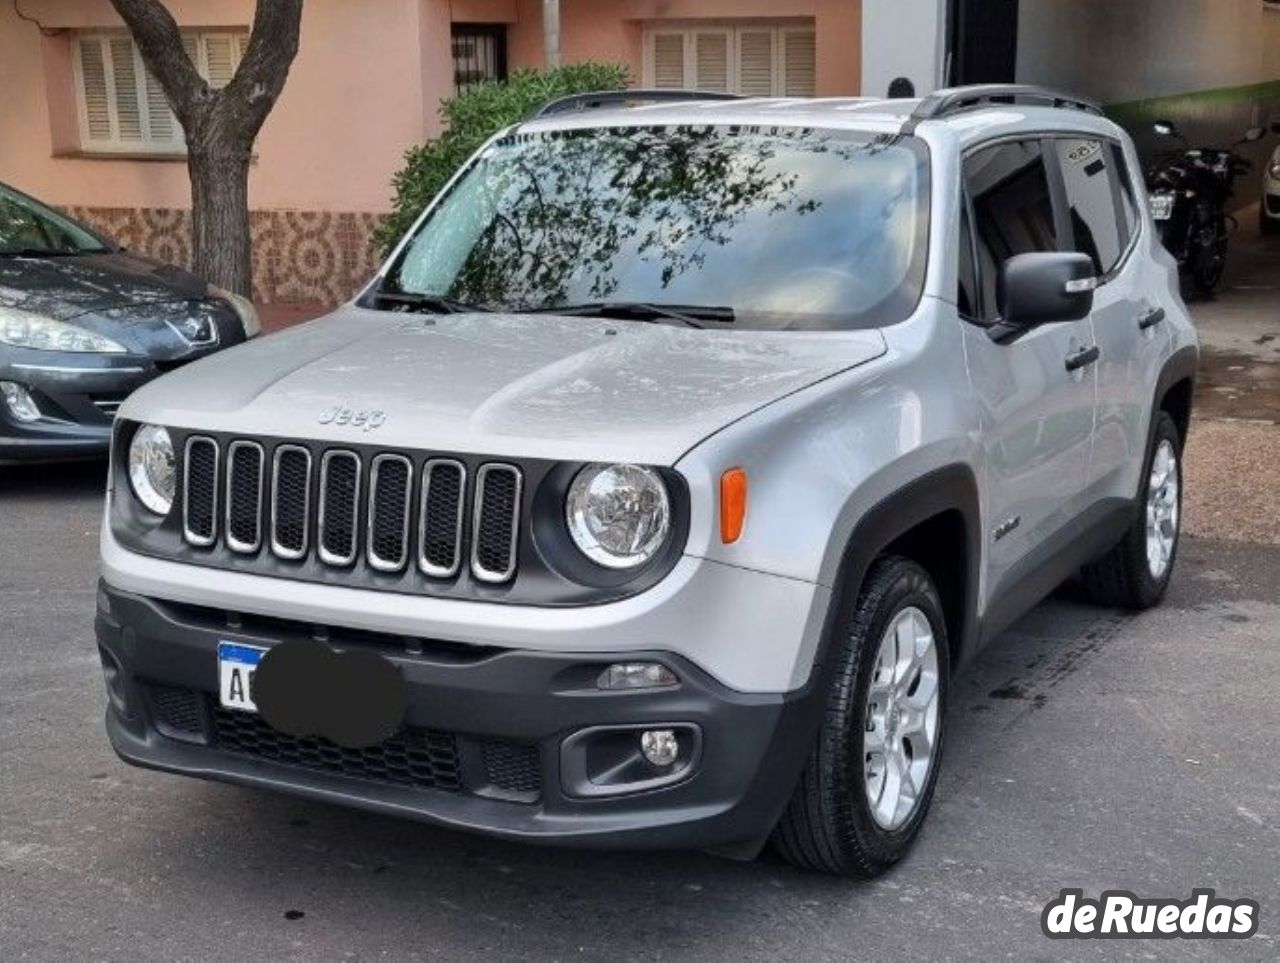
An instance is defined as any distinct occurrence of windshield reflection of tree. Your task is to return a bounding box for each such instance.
[441,126,852,309]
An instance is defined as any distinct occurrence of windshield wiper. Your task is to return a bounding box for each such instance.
[371,290,491,314]
[0,248,87,258]
[528,302,735,329]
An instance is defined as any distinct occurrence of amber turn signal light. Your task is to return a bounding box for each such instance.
[720,468,748,544]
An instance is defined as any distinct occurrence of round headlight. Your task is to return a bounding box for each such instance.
[128,424,176,516]
[566,464,671,570]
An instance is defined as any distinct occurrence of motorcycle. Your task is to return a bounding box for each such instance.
[1145,120,1264,295]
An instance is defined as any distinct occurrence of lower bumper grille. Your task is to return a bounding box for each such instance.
[213,704,464,793]
[144,684,541,801]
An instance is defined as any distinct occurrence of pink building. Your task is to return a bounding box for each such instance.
[0,0,861,305]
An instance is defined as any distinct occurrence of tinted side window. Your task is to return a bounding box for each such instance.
[963,140,1059,322]
[1055,138,1126,275]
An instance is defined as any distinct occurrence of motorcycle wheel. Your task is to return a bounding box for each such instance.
[1192,245,1227,294]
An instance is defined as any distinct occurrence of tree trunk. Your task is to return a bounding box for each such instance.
[188,142,252,295]
[109,0,303,300]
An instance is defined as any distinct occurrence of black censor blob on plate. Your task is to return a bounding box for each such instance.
[254,640,407,749]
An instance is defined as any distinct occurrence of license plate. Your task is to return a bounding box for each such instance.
[218,641,266,712]
[1149,193,1175,221]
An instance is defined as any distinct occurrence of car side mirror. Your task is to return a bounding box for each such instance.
[995,252,1096,337]
[1153,119,1179,138]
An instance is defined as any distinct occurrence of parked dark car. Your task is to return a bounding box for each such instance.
[1,181,259,464]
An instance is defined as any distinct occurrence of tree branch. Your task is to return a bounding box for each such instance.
[107,0,206,120]
[225,0,304,138]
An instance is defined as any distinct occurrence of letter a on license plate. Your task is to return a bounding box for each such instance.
[218,641,267,712]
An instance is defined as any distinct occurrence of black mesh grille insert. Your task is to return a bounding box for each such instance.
[149,684,206,738]
[211,703,462,793]
[474,466,519,579]
[184,438,218,544]
[369,457,411,569]
[272,447,310,557]
[421,461,464,576]
[320,452,360,564]
[481,741,541,797]
[227,444,263,551]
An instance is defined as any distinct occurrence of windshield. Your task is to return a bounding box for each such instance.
[0,183,110,256]
[381,125,930,330]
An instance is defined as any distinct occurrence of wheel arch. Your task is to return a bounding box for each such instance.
[813,464,982,682]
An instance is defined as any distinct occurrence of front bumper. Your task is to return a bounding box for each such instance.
[0,357,147,463]
[96,582,825,852]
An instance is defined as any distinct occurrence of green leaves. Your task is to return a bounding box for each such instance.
[374,63,631,255]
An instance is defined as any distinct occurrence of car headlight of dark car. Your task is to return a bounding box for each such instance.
[0,305,127,353]
[207,284,261,338]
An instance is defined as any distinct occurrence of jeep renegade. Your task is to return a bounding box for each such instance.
[96,85,1198,877]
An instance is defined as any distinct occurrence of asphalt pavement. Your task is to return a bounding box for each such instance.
[2,461,1278,962]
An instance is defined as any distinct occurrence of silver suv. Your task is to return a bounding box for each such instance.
[96,85,1197,877]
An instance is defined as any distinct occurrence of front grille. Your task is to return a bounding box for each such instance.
[180,437,523,585]
[367,454,412,571]
[472,465,522,583]
[271,446,311,559]
[419,459,465,577]
[91,395,126,419]
[183,437,219,546]
[225,441,264,553]
[318,451,361,566]
[212,705,464,793]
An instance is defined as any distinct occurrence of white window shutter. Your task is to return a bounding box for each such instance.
[108,37,143,141]
[143,67,178,144]
[693,31,729,92]
[78,39,112,142]
[651,33,686,88]
[782,30,817,97]
[736,30,776,97]
[204,34,238,89]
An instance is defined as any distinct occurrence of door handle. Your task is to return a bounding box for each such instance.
[1138,307,1166,330]
[1065,345,1101,372]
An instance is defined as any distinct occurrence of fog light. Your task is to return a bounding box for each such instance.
[598,662,678,690]
[640,729,679,767]
[0,381,40,423]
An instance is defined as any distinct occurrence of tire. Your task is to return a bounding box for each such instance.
[1080,411,1183,609]
[772,556,949,878]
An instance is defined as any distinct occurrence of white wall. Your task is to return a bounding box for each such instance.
[1017,0,1280,103]
[861,0,948,97]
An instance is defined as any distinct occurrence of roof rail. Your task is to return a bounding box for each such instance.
[528,88,742,120]
[908,84,1103,126]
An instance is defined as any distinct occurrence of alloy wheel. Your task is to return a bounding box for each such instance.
[863,606,941,831]
[1146,438,1180,579]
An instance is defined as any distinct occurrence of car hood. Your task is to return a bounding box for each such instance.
[120,306,888,464]
[0,251,210,320]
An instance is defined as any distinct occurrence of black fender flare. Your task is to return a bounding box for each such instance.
[809,464,983,686]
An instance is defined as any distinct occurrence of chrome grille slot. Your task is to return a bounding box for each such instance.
[367,454,412,572]
[419,459,465,578]
[471,464,521,583]
[225,441,264,554]
[318,450,361,566]
[270,445,312,560]
[183,437,219,547]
